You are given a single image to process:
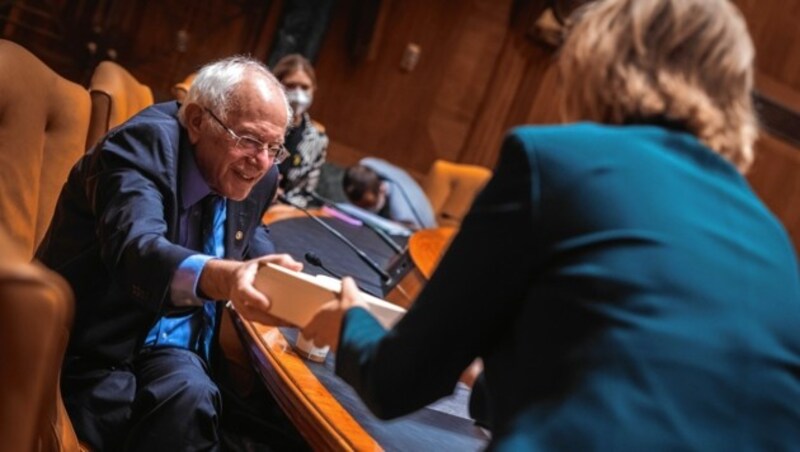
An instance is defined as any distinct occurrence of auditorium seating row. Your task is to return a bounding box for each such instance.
[0,39,152,452]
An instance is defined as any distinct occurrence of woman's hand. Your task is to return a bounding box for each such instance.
[459,359,484,388]
[301,277,368,351]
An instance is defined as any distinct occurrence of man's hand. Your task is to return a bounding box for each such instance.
[301,277,369,351]
[199,254,302,325]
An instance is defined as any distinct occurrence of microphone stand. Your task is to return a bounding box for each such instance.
[305,251,379,297]
[304,190,405,254]
[278,195,392,284]
[304,251,343,279]
[378,176,427,230]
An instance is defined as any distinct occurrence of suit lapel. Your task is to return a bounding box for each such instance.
[225,200,247,259]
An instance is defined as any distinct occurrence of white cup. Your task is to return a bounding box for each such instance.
[294,332,330,363]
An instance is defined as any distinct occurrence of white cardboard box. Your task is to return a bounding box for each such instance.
[253,262,407,329]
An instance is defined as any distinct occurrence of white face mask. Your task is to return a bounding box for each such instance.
[286,88,312,116]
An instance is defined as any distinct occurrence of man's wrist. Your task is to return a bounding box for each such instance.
[198,258,238,301]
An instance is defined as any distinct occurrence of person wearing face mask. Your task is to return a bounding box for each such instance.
[342,157,437,230]
[272,53,329,207]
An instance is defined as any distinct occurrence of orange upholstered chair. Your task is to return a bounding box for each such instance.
[86,61,153,150]
[423,159,492,228]
[172,72,197,102]
[0,226,81,451]
[0,39,91,259]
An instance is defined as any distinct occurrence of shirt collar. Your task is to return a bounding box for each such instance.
[180,144,213,210]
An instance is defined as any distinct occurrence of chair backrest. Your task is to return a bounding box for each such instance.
[0,39,91,258]
[0,227,80,451]
[171,72,196,102]
[86,60,153,150]
[423,159,492,227]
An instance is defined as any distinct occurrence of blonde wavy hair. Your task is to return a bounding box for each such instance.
[558,0,757,172]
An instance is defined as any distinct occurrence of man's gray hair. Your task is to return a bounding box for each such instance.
[177,55,292,128]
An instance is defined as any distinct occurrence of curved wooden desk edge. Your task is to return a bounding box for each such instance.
[408,227,457,279]
[262,204,332,224]
[230,309,381,452]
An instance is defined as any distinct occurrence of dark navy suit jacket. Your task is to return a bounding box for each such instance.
[336,123,800,450]
[36,101,278,369]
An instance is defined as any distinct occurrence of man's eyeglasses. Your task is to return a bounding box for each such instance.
[204,107,289,163]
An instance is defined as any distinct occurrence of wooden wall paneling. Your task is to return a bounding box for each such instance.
[252,0,285,61]
[424,0,513,170]
[519,53,561,126]
[458,31,533,168]
[749,72,800,253]
[0,0,94,81]
[724,1,800,252]
[734,0,800,90]
[459,0,560,169]
[118,0,275,101]
[314,0,466,171]
[313,0,513,175]
[747,133,800,251]
[253,0,286,62]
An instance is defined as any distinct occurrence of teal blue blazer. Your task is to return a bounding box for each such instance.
[335,123,800,450]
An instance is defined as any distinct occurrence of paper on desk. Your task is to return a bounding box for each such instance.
[253,263,406,329]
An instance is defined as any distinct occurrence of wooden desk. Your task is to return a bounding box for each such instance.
[408,226,457,279]
[233,314,379,450]
[233,313,488,451]
[232,209,486,450]
[261,203,329,224]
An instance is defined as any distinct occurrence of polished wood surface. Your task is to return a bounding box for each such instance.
[9,1,797,252]
[254,207,384,449]
[408,227,457,279]
[383,264,425,309]
[384,227,455,307]
[231,309,380,452]
[239,212,485,449]
[734,0,800,254]
[261,203,331,224]
[315,0,517,173]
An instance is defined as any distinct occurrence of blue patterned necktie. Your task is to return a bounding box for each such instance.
[200,195,225,362]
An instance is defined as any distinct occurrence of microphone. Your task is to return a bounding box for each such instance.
[304,251,381,297]
[304,189,405,254]
[304,251,343,279]
[379,175,427,230]
[278,194,392,283]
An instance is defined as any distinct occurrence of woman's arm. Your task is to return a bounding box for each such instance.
[305,131,542,419]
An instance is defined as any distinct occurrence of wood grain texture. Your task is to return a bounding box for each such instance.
[747,132,800,251]
[736,0,800,253]
[734,0,800,92]
[408,226,456,279]
[5,0,797,249]
[313,0,513,173]
[231,310,381,452]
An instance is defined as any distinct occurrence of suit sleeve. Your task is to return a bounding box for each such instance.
[335,130,541,419]
[89,126,195,313]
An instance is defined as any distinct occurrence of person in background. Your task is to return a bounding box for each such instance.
[342,157,437,230]
[272,53,328,206]
[302,0,800,449]
[36,56,307,451]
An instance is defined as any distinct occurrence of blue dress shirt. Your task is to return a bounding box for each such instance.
[142,147,224,362]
